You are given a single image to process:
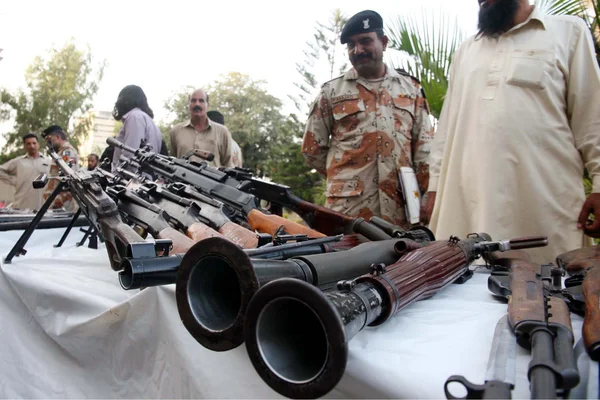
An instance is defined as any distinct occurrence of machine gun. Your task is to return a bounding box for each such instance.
[107,137,393,241]
[102,166,260,249]
[4,142,180,281]
[242,234,548,399]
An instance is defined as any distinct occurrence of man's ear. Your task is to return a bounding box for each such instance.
[381,34,389,50]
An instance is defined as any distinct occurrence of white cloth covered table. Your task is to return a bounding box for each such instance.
[0,228,597,399]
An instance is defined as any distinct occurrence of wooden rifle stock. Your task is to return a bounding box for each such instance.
[218,221,259,248]
[156,226,196,254]
[557,246,600,361]
[502,253,580,397]
[99,217,150,271]
[246,209,325,238]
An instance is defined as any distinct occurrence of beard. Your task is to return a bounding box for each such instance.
[478,0,521,37]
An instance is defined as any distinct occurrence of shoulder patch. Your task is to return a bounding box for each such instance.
[395,68,421,84]
[320,73,345,88]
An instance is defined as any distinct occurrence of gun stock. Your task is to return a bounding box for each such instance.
[556,247,600,361]
[582,264,600,360]
[246,209,325,238]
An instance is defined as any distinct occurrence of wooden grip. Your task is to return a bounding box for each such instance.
[247,209,326,238]
[583,265,600,360]
[158,227,196,254]
[507,259,545,329]
[186,223,226,242]
[219,221,259,249]
[99,219,147,271]
[557,245,600,274]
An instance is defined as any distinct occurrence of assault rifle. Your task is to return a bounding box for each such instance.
[4,141,180,281]
[485,251,580,399]
[107,137,393,241]
[101,166,260,249]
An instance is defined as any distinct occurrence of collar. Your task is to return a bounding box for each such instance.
[24,153,44,159]
[344,63,398,81]
[474,5,546,41]
[184,118,212,130]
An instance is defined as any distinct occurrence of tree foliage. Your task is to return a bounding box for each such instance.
[0,39,106,161]
[387,10,465,119]
[290,9,348,115]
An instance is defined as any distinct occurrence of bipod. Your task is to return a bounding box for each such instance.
[54,208,82,248]
[4,180,65,263]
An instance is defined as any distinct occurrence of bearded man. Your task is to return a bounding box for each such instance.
[423,0,600,262]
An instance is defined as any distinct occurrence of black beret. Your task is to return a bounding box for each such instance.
[340,10,384,44]
[42,125,64,137]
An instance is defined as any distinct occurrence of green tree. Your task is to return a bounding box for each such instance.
[206,72,297,177]
[291,9,348,114]
[263,114,323,203]
[0,39,106,162]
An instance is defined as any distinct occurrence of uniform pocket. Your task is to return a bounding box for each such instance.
[391,95,416,134]
[325,178,364,198]
[506,49,554,90]
[331,98,365,135]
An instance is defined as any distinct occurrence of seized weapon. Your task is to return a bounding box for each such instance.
[4,143,180,283]
[487,251,580,399]
[445,315,517,399]
[556,246,600,362]
[104,166,259,248]
[369,215,435,243]
[175,236,413,352]
[107,137,392,241]
[243,234,548,399]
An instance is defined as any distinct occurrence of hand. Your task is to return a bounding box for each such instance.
[577,193,600,237]
[420,191,436,225]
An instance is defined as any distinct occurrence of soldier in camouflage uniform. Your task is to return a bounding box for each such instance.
[42,125,79,212]
[302,10,435,228]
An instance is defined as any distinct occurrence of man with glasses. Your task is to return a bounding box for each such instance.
[302,10,435,228]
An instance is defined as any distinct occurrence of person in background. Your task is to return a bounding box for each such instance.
[207,110,243,168]
[42,125,79,211]
[0,133,50,210]
[111,85,162,171]
[87,153,99,171]
[170,88,235,167]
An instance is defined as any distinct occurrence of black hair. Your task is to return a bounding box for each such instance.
[23,133,38,142]
[42,125,66,139]
[113,85,154,121]
[207,110,225,125]
[88,153,99,161]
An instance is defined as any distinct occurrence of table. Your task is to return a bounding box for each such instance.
[0,228,597,398]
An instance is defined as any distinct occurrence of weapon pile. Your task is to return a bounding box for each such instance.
[3,137,597,399]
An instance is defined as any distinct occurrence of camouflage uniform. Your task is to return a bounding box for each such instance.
[43,141,79,212]
[302,66,434,227]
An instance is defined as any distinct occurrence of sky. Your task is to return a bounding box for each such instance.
[0,0,481,145]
